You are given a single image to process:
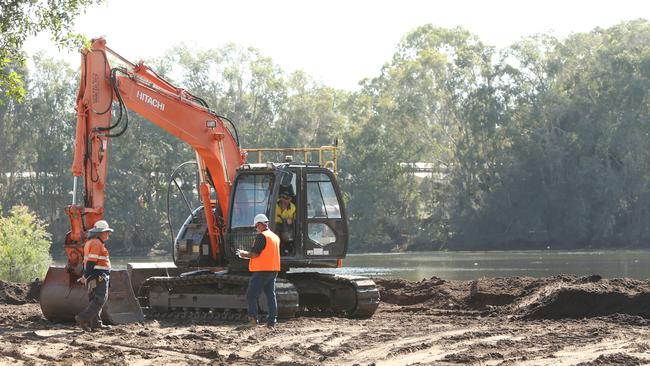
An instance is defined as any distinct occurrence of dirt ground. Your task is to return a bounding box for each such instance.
[2,275,650,365]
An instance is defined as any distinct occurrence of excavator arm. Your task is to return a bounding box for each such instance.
[41,38,245,324]
[65,38,244,272]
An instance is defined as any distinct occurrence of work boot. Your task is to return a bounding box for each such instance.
[247,316,258,327]
[91,321,112,331]
[74,315,92,332]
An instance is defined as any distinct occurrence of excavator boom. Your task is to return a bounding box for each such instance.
[41,38,244,323]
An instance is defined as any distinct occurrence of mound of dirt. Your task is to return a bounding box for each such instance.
[0,280,40,305]
[510,277,650,319]
[374,275,650,320]
[374,276,549,310]
[373,276,468,309]
[466,276,542,309]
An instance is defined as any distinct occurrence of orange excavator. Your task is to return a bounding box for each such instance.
[39,38,380,324]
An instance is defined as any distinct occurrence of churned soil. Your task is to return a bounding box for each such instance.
[375,275,650,319]
[0,280,40,305]
[1,275,650,365]
[374,275,650,319]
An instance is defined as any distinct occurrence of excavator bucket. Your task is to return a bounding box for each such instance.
[40,267,86,322]
[102,270,146,324]
[40,266,144,324]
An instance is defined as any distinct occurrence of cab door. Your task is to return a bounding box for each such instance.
[302,169,348,258]
[225,172,275,266]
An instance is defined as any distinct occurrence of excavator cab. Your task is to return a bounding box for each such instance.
[225,163,348,270]
[139,158,374,320]
[171,145,348,272]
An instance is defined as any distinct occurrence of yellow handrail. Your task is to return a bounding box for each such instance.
[244,146,338,175]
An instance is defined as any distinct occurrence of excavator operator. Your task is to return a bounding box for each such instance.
[276,191,296,254]
[275,192,296,225]
[75,220,113,332]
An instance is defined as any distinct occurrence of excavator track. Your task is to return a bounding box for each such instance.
[285,273,380,318]
[139,272,299,321]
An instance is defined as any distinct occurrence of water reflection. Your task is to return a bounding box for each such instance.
[340,250,650,281]
[56,250,650,281]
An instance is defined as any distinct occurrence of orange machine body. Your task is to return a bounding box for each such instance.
[65,38,244,274]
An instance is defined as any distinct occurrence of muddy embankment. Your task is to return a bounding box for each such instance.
[4,274,650,320]
[374,274,650,320]
[3,275,650,365]
[0,280,40,305]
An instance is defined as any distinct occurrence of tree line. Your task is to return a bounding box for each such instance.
[1,20,649,256]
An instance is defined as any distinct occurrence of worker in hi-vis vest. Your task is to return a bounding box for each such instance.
[236,213,281,328]
[75,220,113,332]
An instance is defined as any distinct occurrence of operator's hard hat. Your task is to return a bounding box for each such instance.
[89,220,114,233]
[253,214,269,225]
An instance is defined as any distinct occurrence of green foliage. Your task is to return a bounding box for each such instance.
[0,54,77,246]
[449,19,650,249]
[0,0,100,101]
[0,206,52,282]
[2,19,650,254]
[338,20,650,251]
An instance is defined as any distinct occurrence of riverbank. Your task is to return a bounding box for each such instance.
[1,275,649,365]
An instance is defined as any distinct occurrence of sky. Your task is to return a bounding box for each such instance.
[25,0,650,91]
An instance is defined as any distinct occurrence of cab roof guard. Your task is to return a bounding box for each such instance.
[238,162,322,171]
[244,146,337,175]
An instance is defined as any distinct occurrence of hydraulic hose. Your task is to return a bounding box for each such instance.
[93,67,125,133]
[217,114,240,147]
[103,68,130,138]
[166,161,198,263]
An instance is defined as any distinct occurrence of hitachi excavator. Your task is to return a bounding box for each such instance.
[39,38,380,324]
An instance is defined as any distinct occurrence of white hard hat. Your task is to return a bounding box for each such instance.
[253,214,269,225]
[89,220,114,233]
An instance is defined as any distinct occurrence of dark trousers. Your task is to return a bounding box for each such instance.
[246,271,278,325]
[77,276,109,327]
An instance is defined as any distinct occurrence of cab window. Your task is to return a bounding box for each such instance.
[306,173,341,219]
[231,174,273,228]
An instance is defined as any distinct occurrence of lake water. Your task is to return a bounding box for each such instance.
[340,250,650,281]
[62,250,650,282]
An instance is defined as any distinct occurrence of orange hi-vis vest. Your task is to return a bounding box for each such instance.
[83,238,111,271]
[249,230,281,272]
